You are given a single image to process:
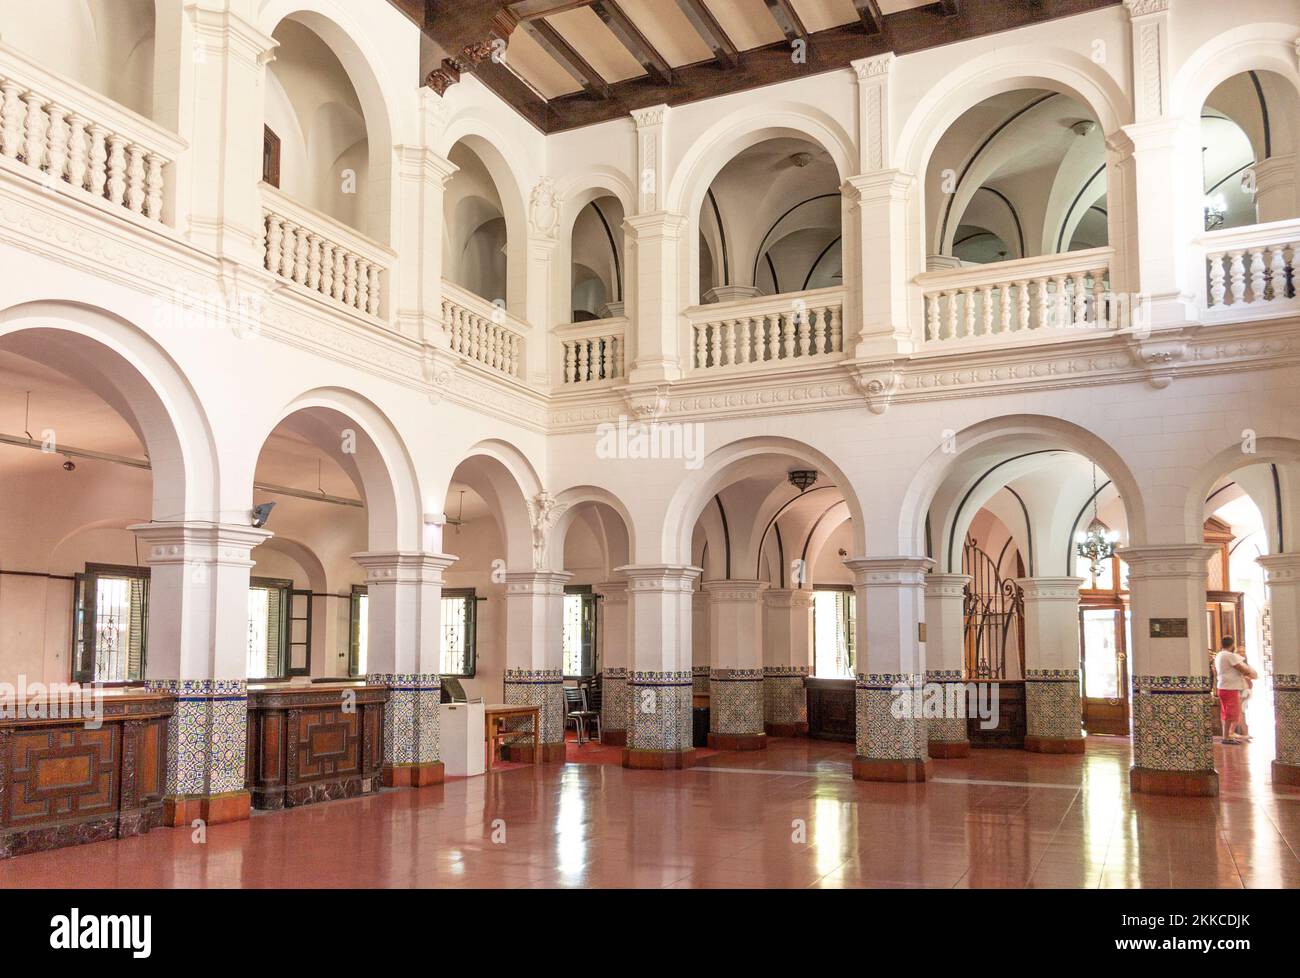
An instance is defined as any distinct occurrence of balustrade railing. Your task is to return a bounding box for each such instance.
[556,319,627,386]
[918,248,1115,346]
[441,280,527,379]
[1201,219,1299,319]
[0,41,183,225]
[688,287,845,372]
[261,184,393,321]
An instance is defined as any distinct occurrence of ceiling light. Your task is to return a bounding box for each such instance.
[1070,120,1096,137]
[790,152,814,168]
[788,469,818,493]
[251,502,276,529]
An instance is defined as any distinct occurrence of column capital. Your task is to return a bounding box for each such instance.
[623,211,690,239]
[1257,552,1300,584]
[186,3,279,69]
[614,563,702,592]
[631,103,670,129]
[1122,0,1171,19]
[1015,576,1086,601]
[130,521,272,564]
[702,579,769,601]
[593,579,629,602]
[503,569,573,595]
[844,556,933,586]
[925,573,970,598]
[762,588,815,609]
[351,551,459,585]
[843,170,915,203]
[395,144,458,187]
[851,52,896,81]
[1117,544,1217,579]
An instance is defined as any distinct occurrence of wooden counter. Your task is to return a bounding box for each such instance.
[806,677,855,742]
[0,688,173,859]
[245,682,388,810]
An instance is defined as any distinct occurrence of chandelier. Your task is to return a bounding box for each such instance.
[1075,462,1119,578]
[788,469,818,493]
[1203,192,1227,231]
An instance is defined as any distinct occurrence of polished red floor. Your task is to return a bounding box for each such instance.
[3,732,1298,888]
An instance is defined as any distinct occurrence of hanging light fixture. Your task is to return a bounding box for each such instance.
[788,469,818,493]
[1075,462,1120,579]
[1203,192,1227,231]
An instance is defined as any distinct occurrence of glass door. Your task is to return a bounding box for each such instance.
[1080,605,1129,735]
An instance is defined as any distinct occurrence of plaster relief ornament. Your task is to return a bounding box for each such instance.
[849,360,902,415]
[529,178,559,241]
[526,491,569,570]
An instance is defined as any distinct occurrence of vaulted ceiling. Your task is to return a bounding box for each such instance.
[386,0,1123,133]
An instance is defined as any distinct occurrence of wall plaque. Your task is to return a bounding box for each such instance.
[1149,618,1188,638]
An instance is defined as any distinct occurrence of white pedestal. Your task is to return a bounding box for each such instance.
[439,701,485,777]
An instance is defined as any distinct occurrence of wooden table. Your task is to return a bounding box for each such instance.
[483,704,541,768]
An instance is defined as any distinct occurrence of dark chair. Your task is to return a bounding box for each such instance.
[564,685,600,744]
[583,680,603,742]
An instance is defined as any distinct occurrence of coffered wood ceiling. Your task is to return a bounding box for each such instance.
[386,0,1123,133]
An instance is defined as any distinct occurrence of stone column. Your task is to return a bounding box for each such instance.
[594,579,629,746]
[619,564,700,768]
[1015,577,1086,753]
[1120,544,1220,796]
[132,521,271,826]
[845,557,933,782]
[692,589,710,695]
[1258,553,1300,786]
[762,588,813,737]
[351,551,457,786]
[925,573,971,757]
[704,580,768,750]
[1252,155,1298,224]
[502,570,571,762]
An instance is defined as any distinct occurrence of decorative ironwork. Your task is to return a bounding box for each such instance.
[962,537,1025,680]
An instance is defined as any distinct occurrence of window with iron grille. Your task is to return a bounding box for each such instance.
[440,589,477,677]
[562,585,597,678]
[72,564,149,684]
[812,586,855,679]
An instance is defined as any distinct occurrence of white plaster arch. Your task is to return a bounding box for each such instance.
[443,439,543,571]
[1185,438,1300,555]
[0,300,218,524]
[552,484,635,575]
[556,167,636,242]
[664,437,868,567]
[1170,23,1300,123]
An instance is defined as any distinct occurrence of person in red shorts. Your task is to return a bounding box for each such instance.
[1214,636,1256,745]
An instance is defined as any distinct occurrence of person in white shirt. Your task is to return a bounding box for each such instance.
[1214,636,1257,745]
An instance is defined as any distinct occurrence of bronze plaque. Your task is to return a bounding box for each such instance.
[918,622,927,643]
[1149,618,1189,638]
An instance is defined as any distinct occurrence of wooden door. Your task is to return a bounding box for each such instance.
[1080,604,1129,735]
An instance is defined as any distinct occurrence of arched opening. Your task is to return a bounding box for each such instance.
[443,141,518,308]
[263,17,373,236]
[924,89,1109,267]
[569,196,625,321]
[1198,70,1300,229]
[697,138,842,303]
[0,0,158,121]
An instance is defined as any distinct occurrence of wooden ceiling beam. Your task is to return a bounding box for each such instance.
[853,0,885,34]
[763,0,811,45]
[523,17,612,99]
[590,0,675,87]
[938,0,961,16]
[674,0,740,69]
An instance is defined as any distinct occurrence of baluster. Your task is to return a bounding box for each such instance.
[695,325,708,369]
[1266,245,1286,303]
[344,254,358,307]
[926,293,941,341]
[611,335,623,377]
[493,326,505,371]
[1072,273,1088,326]
[21,92,46,171]
[980,286,994,336]
[106,134,128,207]
[942,291,957,340]
[564,341,576,383]
[757,316,771,360]
[87,125,108,198]
[998,286,1012,334]
[1016,281,1031,331]
[472,318,485,363]
[0,80,26,159]
[293,229,310,285]
[1092,269,1108,326]
[1248,248,1266,304]
[319,241,335,297]
[1208,253,1226,307]
[368,264,382,317]
[957,288,973,338]
[45,104,69,183]
[774,312,789,359]
[265,214,284,275]
[126,143,147,213]
[724,319,737,365]
[795,309,810,357]
[356,259,371,312]
[279,221,297,279]
[709,321,722,368]
[739,317,755,362]
[577,337,589,382]
[1050,275,1068,328]
[66,115,89,190]
[307,234,322,292]
[1228,251,1246,305]
[1033,278,1049,330]
[332,248,347,301]
[145,153,165,221]
[599,336,611,380]
[828,307,841,353]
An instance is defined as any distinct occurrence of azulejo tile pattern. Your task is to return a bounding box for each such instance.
[763,666,808,726]
[1273,675,1300,766]
[1025,669,1083,741]
[710,669,765,736]
[602,667,628,733]
[1131,675,1215,772]
[503,668,564,746]
[367,673,441,765]
[855,673,926,761]
[626,671,693,752]
[147,679,247,797]
[692,665,710,696]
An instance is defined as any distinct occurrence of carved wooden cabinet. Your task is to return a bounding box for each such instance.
[806,678,856,742]
[246,683,387,810]
[967,680,1027,747]
[0,690,173,859]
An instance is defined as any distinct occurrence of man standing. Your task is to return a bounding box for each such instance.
[1214,636,1257,745]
